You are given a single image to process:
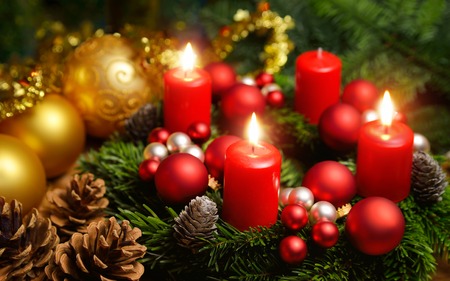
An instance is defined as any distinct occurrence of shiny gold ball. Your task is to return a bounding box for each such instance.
[0,94,85,178]
[0,134,47,214]
[62,35,153,138]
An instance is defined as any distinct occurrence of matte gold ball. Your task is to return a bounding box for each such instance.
[62,35,153,138]
[0,134,47,214]
[0,94,85,178]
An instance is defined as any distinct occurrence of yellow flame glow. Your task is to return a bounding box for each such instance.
[181,43,195,72]
[248,112,260,146]
[379,91,394,127]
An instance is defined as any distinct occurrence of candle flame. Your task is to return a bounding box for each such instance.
[379,90,395,127]
[248,112,260,146]
[181,43,196,72]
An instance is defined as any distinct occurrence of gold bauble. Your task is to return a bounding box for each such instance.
[0,134,47,214]
[0,94,85,178]
[62,35,153,138]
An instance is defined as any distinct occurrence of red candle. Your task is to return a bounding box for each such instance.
[164,43,211,133]
[295,48,341,124]
[356,91,414,202]
[222,113,281,231]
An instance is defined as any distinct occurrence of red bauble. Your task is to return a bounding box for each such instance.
[204,62,236,96]
[138,158,160,182]
[302,161,356,208]
[187,122,211,145]
[345,197,405,255]
[204,135,241,181]
[281,204,309,231]
[394,112,407,124]
[255,72,274,88]
[148,127,171,144]
[279,236,308,265]
[266,90,285,108]
[311,221,339,248]
[319,103,362,151]
[342,79,379,113]
[155,153,209,205]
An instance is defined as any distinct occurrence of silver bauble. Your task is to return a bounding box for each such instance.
[180,144,205,162]
[288,186,315,210]
[309,201,337,225]
[361,109,379,124]
[413,133,431,153]
[240,76,257,86]
[166,132,192,153]
[261,83,281,97]
[143,142,168,161]
[279,187,294,207]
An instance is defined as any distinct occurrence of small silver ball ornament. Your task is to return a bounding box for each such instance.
[240,75,257,86]
[413,133,431,153]
[166,132,192,153]
[180,144,205,162]
[261,83,281,97]
[279,187,294,207]
[143,142,168,161]
[361,109,379,124]
[288,186,315,210]
[309,201,337,225]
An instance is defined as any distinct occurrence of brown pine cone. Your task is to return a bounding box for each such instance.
[45,217,147,281]
[46,173,109,242]
[0,197,59,281]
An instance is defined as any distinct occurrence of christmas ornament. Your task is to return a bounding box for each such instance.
[173,196,218,251]
[166,132,192,153]
[361,109,379,124]
[139,158,160,182]
[266,90,285,108]
[240,76,257,86]
[279,187,294,206]
[342,79,379,113]
[44,173,108,242]
[155,154,209,205]
[187,122,211,145]
[394,112,408,124]
[62,35,153,138]
[318,103,362,151]
[148,127,171,144]
[0,134,46,214]
[124,103,158,143]
[345,197,405,255]
[302,161,357,208]
[45,217,147,281]
[204,135,241,181]
[180,144,205,162]
[287,186,315,210]
[0,198,59,280]
[143,142,169,161]
[413,133,431,153]
[279,236,308,265]
[281,204,309,231]
[261,83,281,96]
[411,151,447,204]
[204,62,236,97]
[311,221,339,248]
[255,72,274,88]
[0,94,85,178]
[309,201,337,225]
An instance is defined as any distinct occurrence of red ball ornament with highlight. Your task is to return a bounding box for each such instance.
[255,72,274,88]
[187,122,211,145]
[204,135,241,181]
[281,204,309,232]
[279,236,308,265]
[155,153,209,205]
[204,62,236,96]
[312,221,339,248]
[148,127,171,144]
[138,158,160,182]
[345,197,405,255]
[302,161,356,208]
[319,103,361,151]
[342,79,379,113]
[266,90,285,108]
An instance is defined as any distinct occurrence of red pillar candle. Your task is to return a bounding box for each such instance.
[295,48,341,124]
[356,91,414,202]
[222,113,281,231]
[164,43,211,133]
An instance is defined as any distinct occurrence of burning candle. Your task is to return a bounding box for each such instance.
[163,43,212,133]
[295,48,341,124]
[222,113,281,231]
[356,91,414,202]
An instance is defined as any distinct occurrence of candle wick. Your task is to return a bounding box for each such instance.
[252,144,255,154]
[383,125,390,135]
[184,70,188,79]
[318,47,323,59]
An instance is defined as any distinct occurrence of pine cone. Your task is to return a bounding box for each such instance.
[411,151,448,204]
[46,173,109,242]
[124,103,158,142]
[45,217,147,281]
[173,196,218,252]
[0,197,59,281]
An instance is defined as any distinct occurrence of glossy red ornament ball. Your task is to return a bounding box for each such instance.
[266,90,285,108]
[204,62,236,96]
[281,204,309,232]
[204,135,241,181]
[302,161,356,208]
[319,103,362,151]
[148,127,171,144]
[342,79,379,113]
[279,236,308,265]
[345,197,405,255]
[138,158,160,182]
[394,112,408,124]
[155,153,209,205]
[255,72,274,88]
[311,221,339,248]
[187,122,211,145]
